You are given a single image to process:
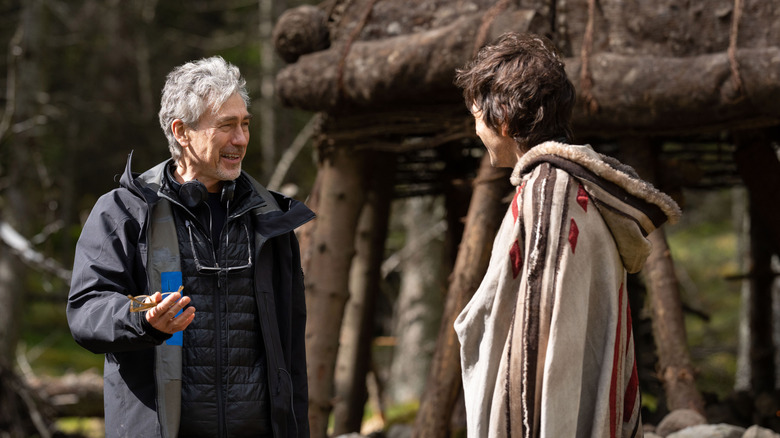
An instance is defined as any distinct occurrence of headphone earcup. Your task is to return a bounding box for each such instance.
[179,179,208,209]
[221,180,236,204]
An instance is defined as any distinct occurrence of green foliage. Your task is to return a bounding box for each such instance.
[666,188,742,399]
[20,300,102,376]
[55,417,104,438]
[384,400,420,428]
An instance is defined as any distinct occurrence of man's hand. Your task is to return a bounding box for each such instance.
[145,292,196,334]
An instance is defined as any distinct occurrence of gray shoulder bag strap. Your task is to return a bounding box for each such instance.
[147,199,183,438]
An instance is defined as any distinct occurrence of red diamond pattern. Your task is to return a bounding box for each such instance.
[511,182,526,222]
[577,184,589,212]
[510,240,522,278]
[569,218,579,253]
[511,189,520,222]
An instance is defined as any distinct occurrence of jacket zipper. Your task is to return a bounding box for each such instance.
[149,184,310,437]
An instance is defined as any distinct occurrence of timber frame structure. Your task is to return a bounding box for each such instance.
[272,0,780,437]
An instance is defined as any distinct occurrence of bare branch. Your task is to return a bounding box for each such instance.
[267,114,320,191]
[381,219,447,279]
[0,220,72,283]
[31,221,64,246]
[0,24,24,143]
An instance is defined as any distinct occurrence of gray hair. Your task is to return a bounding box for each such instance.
[158,56,250,160]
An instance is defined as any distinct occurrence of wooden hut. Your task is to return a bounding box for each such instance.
[271,0,780,436]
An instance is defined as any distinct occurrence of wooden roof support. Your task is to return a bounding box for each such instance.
[734,131,780,254]
[413,155,511,438]
[332,151,395,435]
[734,130,780,394]
[303,144,368,438]
[744,191,777,394]
[619,138,706,415]
[645,228,707,415]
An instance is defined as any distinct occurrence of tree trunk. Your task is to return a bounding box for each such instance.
[260,0,300,184]
[733,131,780,393]
[0,0,41,363]
[0,246,20,361]
[304,144,367,438]
[387,195,446,406]
[645,229,706,414]
[735,186,751,391]
[412,155,510,438]
[733,131,780,257]
[746,196,776,392]
[332,151,394,435]
[773,255,780,390]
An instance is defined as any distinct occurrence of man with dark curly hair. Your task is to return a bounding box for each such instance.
[453,32,680,437]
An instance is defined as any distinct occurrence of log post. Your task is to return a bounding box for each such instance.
[412,155,510,438]
[332,151,395,435]
[304,143,367,438]
[733,131,780,392]
[745,198,776,393]
[733,131,780,257]
[645,229,706,414]
[618,138,706,415]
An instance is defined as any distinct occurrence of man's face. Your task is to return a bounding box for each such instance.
[471,105,518,168]
[178,93,251,191]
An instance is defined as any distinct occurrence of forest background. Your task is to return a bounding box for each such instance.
[0,0,755,436]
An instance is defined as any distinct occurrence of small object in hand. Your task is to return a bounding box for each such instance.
[127,285,184,312]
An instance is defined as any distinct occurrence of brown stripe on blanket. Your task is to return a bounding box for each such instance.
[505,306,518,438]
[510,163,556,438]
[504,178,529,437]
[552,173,572,308]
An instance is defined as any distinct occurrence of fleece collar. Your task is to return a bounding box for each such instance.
[513,141,682,225]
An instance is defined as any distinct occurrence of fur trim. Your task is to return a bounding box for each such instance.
[512,141,682,224]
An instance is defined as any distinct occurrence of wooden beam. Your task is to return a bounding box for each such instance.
[276,9,541,111]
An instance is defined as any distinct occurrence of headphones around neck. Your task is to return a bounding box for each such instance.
[179,179,236,209]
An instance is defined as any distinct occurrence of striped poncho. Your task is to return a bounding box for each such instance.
[454,142,681,438]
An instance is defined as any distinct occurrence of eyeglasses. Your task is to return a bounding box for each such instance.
[187,221,253,274]
[127,285,183,312]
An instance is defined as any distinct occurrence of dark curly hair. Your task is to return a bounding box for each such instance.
[454,32,575,152]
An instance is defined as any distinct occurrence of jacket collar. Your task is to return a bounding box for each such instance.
[119,151,315,233]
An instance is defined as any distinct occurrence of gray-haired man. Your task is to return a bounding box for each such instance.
[68,56,313,438]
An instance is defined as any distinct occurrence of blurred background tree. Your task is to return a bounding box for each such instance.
[0,0,317,435]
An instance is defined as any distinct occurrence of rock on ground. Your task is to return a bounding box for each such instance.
[744,425,780,438]
[666,424,745,438]
[656,409,708,436]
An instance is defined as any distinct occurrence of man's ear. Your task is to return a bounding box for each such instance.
[172,120,189,147]
[500,123,511,138]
